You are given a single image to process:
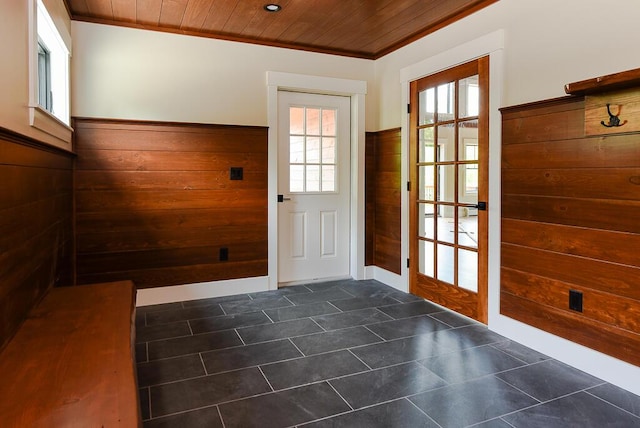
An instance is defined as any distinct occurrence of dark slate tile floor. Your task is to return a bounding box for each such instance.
[135,279,640,428]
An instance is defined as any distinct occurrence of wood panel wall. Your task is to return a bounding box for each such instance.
[365,129,401,274]
[501,96,640,366]
[0,128,74,351]
[73,118,268,289]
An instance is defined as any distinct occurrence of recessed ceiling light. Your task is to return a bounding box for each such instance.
[264,4,282,12]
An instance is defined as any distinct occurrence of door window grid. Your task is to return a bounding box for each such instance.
[416,74,480,290]
[289,107,337,193]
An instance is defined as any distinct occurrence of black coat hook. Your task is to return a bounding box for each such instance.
[601,104,627,128]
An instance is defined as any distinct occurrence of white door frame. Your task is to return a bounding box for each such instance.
[267,72,367,290]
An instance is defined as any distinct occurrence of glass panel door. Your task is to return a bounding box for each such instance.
[410,57,489,323]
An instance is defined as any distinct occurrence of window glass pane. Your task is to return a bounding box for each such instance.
[306,137,320,163]
[459,120,478,161]
[459,164,478,204]
[458,207,478,249]
[290,107,304,134]
[458,248,478,292]
[290,136,304,163]
[459,75,479,118]
[290,165,304,192]
[437,165,455,203]
[437,244,454,284]
[306,165,320,192]
[306,108,320,135]
[322,165,335,192]
[418,240,434,277]
[436,124,455,162]
[418,165,435,200]
[322,137,336,163]
[437,205,456,244]
[437,82,455,122]
[418,203,435,240]
[322,109,336,136]
[419,88,435,125]
[419,127,435,163]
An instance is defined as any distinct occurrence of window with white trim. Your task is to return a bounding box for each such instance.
[31,0,71,128]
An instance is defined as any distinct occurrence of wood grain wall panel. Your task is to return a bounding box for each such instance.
[502,135,640,169]
[365,133,375,266]
[501,95,640,366]
[365,129,402,275]
[501,293,640,367]
[502,218,640,267]
[502,194,640,234]
[0,129,74,351]
[73,118,268,289]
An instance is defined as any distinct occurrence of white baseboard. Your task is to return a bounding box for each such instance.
[365,266,407,293]
[136,276,269,307]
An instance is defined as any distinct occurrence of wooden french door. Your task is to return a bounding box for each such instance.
[409,57,489,323]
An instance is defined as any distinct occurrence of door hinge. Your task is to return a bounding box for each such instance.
[407,104,411,114]
[406,258,410,268]
[406,181,411,191]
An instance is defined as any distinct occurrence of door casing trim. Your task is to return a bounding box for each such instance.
[266,72,367,290]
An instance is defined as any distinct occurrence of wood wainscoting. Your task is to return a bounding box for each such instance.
[501,96,640,366]
[365,128,401,274]
[73,118,268,289]
[0,128,74,351]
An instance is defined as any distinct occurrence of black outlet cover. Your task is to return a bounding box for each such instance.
[219,247,229,261]
[230,167,243,180]
[569,289,583,312]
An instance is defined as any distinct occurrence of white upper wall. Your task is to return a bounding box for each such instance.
[376,0,640,130]
[71,22,375,128]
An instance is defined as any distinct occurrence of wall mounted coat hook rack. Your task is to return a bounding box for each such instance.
[601,103,627,128]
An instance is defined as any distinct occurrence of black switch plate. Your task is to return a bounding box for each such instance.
[219,247,229,261]
[569,289,583,312]
[230,167,243,180]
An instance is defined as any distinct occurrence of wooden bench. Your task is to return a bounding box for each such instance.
[0,281,141,427]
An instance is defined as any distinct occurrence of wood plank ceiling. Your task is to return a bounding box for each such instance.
[65,0,498,59]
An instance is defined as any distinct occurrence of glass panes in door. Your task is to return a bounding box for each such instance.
[416,74,480,293]
[289,106,337,193]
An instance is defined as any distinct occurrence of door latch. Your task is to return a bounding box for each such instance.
[474,201,487,211]
[277,194,291,203]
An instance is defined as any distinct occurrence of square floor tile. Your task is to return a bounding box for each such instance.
[377,301,443,319]
[261,350,368,390]
[428,324,508,353]
[409,376,539,428]
[351,334,453,369]
[249,284,311,298]
[147,329,242,360]
[264,301,340,322]
[496,359,603,402]
[291,326,382,356]
[312,308,393,331]
[587,383,640,418]
[220,297,293,315]
[189,311,271,334]
[237,318,324,344]
[300,398,439,428]
[490,340,550,365]
[136,342,148,364]
[145,304,225,326]
[330,362,447,409]
[366,315,450,340]
[219,382,351,428]
[139,388,150,421]
[428,310,477,328]
[201,339,301,374]
[286,288,355,305]
[143,405,223,428]
[502,391,640,428]
[330,295,401,312]
[181,294,250,308]
[138,302,183,314]
[150,367,271,417]
[136,321,191,343]
[137,354,205,387]
[418,345,526,383]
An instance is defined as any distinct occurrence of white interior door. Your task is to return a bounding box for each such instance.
[278,91,351,284]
